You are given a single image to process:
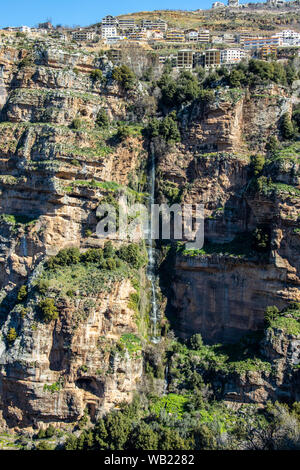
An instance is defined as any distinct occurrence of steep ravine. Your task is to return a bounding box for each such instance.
[0,37,298,433]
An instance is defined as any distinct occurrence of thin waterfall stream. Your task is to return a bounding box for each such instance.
[147,151,160,343]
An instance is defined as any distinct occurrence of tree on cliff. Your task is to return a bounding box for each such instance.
[112,65,136,91]
[280,113,295,140]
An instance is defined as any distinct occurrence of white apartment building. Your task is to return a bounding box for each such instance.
[186,31,198,42]
[274,30,300,45]
[118,18,136,30]
[101,25,117,39]
[198,29,210,43]
[275,29,300,39]
[101,15,118,26]
[72,30,95,41]
[4,26,31,33]
[141,19,167,32]
[212,2,225,7]
[20,26,31,33]
[221,48,245,64]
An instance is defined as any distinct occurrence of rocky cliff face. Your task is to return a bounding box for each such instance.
[0,277,143,428]
[157,86,300,344]
[0,38,148,430]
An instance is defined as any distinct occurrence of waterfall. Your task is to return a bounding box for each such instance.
[164,364,169,394]
[147,151,160,343]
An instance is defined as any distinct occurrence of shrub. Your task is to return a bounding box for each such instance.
[85,229,93,237]
[106,258,117,270]
[252,226,270,253]
[35,441,53,450]
[228,69,246,88]
[36,279,50,295]
[71,118,82,130]
[19,55,34,67]
[264,305,280,326]
[90,69,103,82]
[250,154,265,176]
[159,112,181,143]
[80,248,103,264]
[19,307,28,319]
[47,247,81,270]
[44,426,56,438]
[17,285,27,303]
[117,124,131,141]
[280,113,295,140]
[112,65,136,91]
[103,241,114,258]
[96,109,109,128]
[36,428,46,439]
[145,112,180,143]
[7,327,17,345]
[266,135,279,157]
[39,298,59,323]
[118,243,147,269]
[288,302,300,310]
[158,70,199,108]
[189,334,203,350]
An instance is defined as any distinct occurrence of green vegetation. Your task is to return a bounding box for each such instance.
[17,285,27,303]
[0,214,37,226]
[95,109,110,128]
[112,65,136,91]
[119,333,142,357]
[118,243,148,269]
[145,111,180,143]
[90,69,103,82]
[39,298,59,323]
[6,328,17,345]
[226,59,297,89]
[64,391,300,450]
[265,304,300,336]
[256,178,300,199]
[178,229,270,259]
[43,381,62,393]
[280,112,295,140]
[70,118,82,130]
[250,153,265,176]
[157,70,200,108]
[149,394,188,419]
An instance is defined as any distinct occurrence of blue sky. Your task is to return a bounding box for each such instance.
[0,0,263,28]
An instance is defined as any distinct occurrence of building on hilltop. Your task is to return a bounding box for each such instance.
[198,29,210,43]
[101,25,117,39]
[212,2,225,8]
[141,19,168,32]
[177,50,194,69]
[274,29,300,45]
[186,30,199,42]
[118,18,136,30]
[244,36,283,50]
[165,30,185,42]
[221,48,246,64]
[101,15,118,26]
[259,45,278,60]
[4,26,32,33]
[38,22,53,30]
[266,0,286,5]
[72,30,95,41]
[194,49,221,68]
[228,0,239,6]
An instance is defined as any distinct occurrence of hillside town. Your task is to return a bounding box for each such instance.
[1,1,300,71]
